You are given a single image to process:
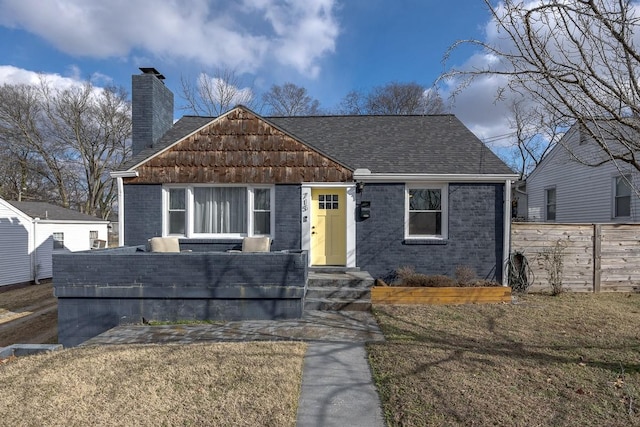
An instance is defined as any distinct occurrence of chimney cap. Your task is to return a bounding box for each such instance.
[139,67,165,80]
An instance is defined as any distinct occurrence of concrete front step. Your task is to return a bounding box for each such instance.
[307,271,375,289]
[305,287,371,300]
[304,298,372,312]
[305,270,374,311]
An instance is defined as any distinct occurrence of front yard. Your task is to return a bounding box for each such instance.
[0,342,306,426]
[368,293,640,426]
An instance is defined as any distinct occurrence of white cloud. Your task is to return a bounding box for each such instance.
[0,0,339,78]
[0,65,82,90]
[197,72,254,106]
[442,70,517,149]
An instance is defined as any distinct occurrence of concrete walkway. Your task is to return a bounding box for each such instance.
[297,343,385,427]
[82,310,386,426]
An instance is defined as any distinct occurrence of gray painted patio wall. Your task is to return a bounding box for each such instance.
[54,248,307,347]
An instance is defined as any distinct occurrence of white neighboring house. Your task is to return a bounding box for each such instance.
[527,123,640,223]
[0,199,109,286]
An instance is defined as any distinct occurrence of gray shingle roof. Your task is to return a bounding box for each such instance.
[268,115,514,174]
[123,111,515,175]
[7,201,107,222]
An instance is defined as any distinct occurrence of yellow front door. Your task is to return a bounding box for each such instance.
[311,188,347,265]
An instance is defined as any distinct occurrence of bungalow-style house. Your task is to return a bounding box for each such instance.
[0,199,109,286]
[527,121,640,223]
[112,68,518,283]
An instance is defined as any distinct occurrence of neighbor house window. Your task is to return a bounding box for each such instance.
[164,185,273,237]
[406,184,447,239]
[545,188,556,221]
[168,188,186,235]
[614,175,631,218]
[53,232,64,250]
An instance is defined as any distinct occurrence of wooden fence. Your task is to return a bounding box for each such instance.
[510,223,640,293]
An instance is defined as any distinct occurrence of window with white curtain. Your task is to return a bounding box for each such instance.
[164,185,273,237]
[194,187,247,233]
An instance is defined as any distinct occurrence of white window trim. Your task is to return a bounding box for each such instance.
[612,175,632,219]
[404,183,448,240]
[162,184,275,239]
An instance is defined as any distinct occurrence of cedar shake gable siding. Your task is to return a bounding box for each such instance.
[125,108,352,184]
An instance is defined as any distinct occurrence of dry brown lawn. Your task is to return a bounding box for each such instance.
[0,341,306,426]
[0,281,57,346]
[368,293,640,427]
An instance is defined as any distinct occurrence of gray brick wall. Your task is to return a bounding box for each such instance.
[356,183,504,282]
[131,73,174,155]
[123,184,301,250]
[124,184,163,246]
[273,185,301,251]
[54,249,308,346]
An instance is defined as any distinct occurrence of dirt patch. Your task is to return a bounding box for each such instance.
[0,281,57,346]
[0,342,306,426]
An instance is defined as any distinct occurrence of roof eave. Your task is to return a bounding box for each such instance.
[353,171,520,183]
[35,220,110,224]
[110,170,139,178]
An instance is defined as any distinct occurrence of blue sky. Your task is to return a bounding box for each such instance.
[0,0,516,154]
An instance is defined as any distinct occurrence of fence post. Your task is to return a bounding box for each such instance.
[593,223,601,293]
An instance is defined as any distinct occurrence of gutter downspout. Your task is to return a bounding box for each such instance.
[117,177,125,247]
[32,217,40,284]
[110,171,138,247]
[502,179,512,287]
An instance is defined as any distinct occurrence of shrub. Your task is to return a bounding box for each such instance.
[539,240,566,295]
[395,265,416,282]
[423,275,459,287]
[391,266,499,287]
[455,265,477,286]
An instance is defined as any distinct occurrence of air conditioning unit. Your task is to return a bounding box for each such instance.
[91,239,107,249]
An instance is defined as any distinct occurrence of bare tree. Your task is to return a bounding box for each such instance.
[0,77,131,218]
[49,83,131,218]
[0,81,73,207]
[445,0,640,173]
[262,83,321,116]
[0,142,54,201]
[180,68,255,116]
[339,82,445,115]
[507,100,564,179]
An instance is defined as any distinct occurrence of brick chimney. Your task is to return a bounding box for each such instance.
[131,68,174,156]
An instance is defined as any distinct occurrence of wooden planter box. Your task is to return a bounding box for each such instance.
[371,286,512,305]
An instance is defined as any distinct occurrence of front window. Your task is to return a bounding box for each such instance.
[253,188,271,235]
[53,232,64,250]
[406,184,447,239]
[614,176,631,218]
[165,186,273,237]
[194,187,247,233]
[545,188,556,221]
[168,188,186,235]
